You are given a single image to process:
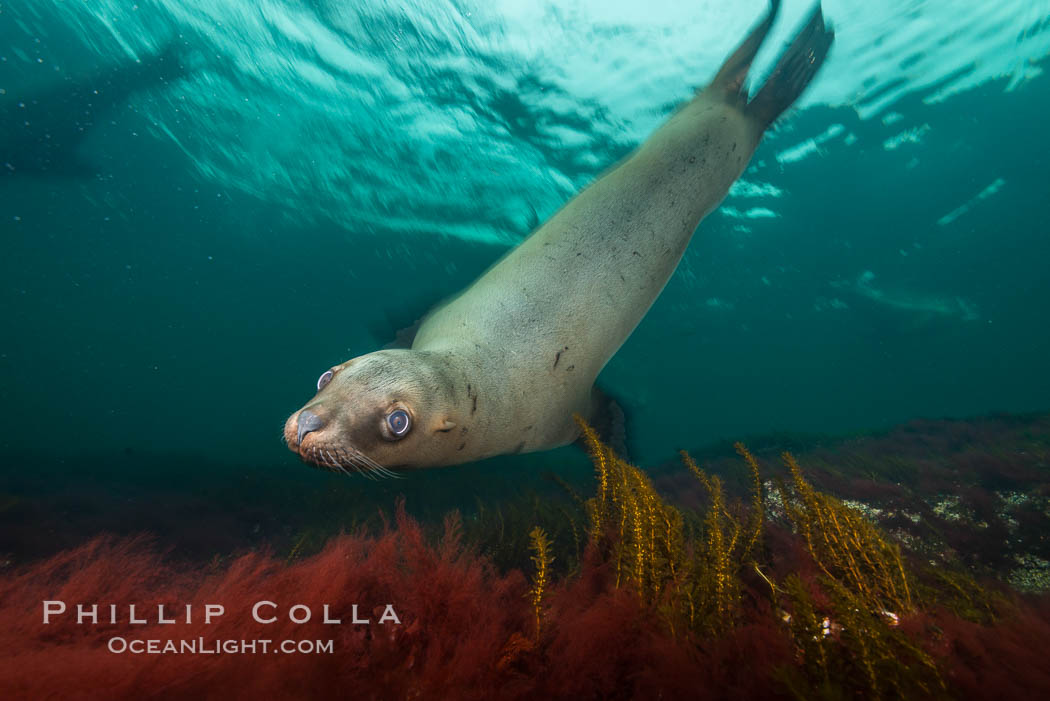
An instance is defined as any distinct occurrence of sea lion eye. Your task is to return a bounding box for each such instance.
[316,370,333,391]
[386,409,411,438]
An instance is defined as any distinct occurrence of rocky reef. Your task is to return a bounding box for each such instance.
[2,412,1049,698]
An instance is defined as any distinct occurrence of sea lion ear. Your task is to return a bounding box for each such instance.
[436,419,457,433]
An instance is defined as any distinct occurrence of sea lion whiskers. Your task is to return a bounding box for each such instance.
[322,447,363,479]
[309,446,342,476]
[344,455,377,479]
[315,447,365,478]
[344,449,391,481]
[327,443,397,480]
[327,456,352,478]
[314,447,334,470]
[350,449,401,480]
[342,454,375,479]
[334,446,383,480]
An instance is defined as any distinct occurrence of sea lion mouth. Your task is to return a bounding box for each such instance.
[296,440,401,481]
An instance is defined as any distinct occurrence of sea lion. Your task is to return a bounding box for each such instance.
[284,0,833,473]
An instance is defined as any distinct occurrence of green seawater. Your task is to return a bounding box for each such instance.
[1,1,1049,549]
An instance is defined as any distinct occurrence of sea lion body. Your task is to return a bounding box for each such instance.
[412,93,760,459]
[284,0,833,472]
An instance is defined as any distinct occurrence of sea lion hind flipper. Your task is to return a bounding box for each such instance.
[746,4,834,127]
[709,0,781,99]
[581,387,631,462]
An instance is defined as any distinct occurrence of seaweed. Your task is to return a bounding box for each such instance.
[461,489,584,576]
[4,414,1050,699]
[577,421,982,698]
[527,526,554,637]
[778,450,913,614]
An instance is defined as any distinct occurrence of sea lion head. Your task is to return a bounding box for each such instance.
[284,349,461,474]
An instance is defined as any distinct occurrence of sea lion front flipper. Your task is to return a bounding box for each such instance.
[371,311,422,349]
[583,387,631,461]
[376,295,460,349]
[381,317,424,350]
[371,286,453,348]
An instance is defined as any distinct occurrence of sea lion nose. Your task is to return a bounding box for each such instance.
[296,409,325,445]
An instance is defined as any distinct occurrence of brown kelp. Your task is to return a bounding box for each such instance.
[573,418,1002,698]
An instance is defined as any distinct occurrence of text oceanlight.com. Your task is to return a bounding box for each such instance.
[107,638,335,655]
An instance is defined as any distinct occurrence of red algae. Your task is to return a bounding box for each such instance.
[0,526,797,700]
[4,413,1050,699]
[5,509,1050,700]
[0,509,530,700]
[931,597,1050,699]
